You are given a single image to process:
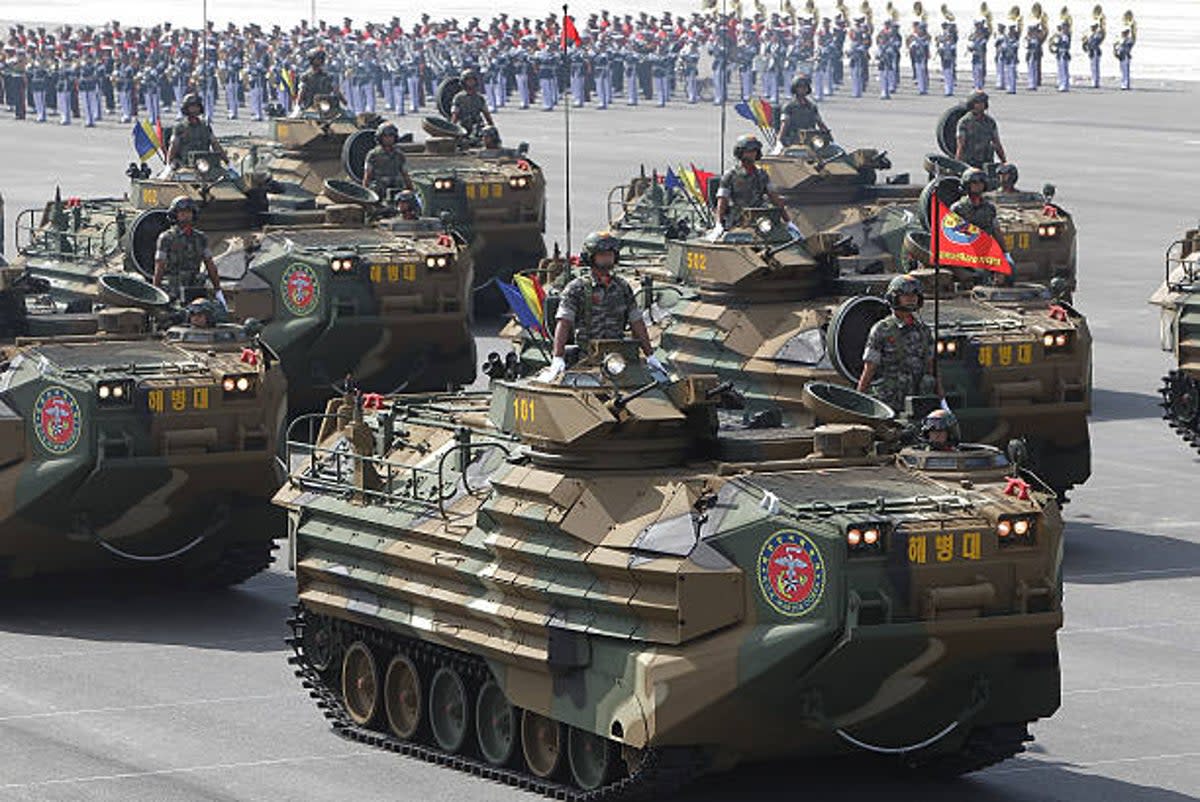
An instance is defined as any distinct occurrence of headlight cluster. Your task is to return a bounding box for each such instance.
[602,352,627,377]
[846,521,889,555]
[997,515,1036,546]
[97,379,134,406]
[194,157,213,174]
[1037,223,1061,239]
[222,374,256,398]
[756,217,774,234]
[318,99,333,114]
[935,338,963,358]
[424,254,451,269]
[1042,330,1072,352]
[432,177,455,192]
[811,134,829,149]
[508,175,532,190]
[330,256,358,273]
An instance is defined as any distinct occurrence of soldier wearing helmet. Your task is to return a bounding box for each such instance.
[543,231,660,381]
[950,167,1001,242]
[450,68,493,135]
[166,93,225,168]
[153,196,224,307]
[714,133,794,230]
[954,90,1006,168]
[920,407,960,451]
[778,74,830,147]
[394,190,421,220]
[479,125,502,151]
[362,121,413,199]
[186,296,219,328]
[856,273,937,414]
[296,48,344,110]
[996,162,1020,193]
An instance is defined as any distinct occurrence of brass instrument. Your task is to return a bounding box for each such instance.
[1123,9,1136,43]
[980,2,995,35]
[754,0,766,18]
[942,4,956,23]
[861,0,874,23]
[887,1,900,22]
[1092,4,1106,36]
[914,1,927,23]
[836,0,849,22]
[1008,4,1023,36]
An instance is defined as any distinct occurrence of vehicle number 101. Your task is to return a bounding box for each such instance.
[513,397,536,423]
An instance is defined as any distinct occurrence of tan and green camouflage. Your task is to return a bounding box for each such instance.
[277,341,1063,796]
[12,167,476,414]
[1148,224,1200,453]
[0,268,286,583]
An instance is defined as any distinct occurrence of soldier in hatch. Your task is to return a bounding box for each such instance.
[450,68,494,135]
[955,90,1007,169]
[153,196,224,306]
[777,74,830,147]
[857,273,936,414]
[362,121,413,200]
[166,93,226,168]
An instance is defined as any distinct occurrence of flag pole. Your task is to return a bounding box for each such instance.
[562,4,573,258]
[930,184,941,385]
[719,0,728,175]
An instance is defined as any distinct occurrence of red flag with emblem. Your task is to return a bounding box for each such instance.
[930,193,1013,276]
[562,15,582,47]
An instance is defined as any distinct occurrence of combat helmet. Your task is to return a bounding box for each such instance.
[181,92,204,114]
[961,167,988,192]
[581,230,621,267]
[308,48,327,64]
[885,273,924,310]
[733,133,763,160]
[997,162,1019,185]
[186,296,218,326]
[376,121,399,141]
[394,189,421,218]
[480,125,501,147]
[921,408,960,448]
[461,67,480,85]
[967,89,989,109]
[167,195,200,222]
[790,73,812,94]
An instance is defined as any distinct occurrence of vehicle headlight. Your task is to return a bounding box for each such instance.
[222,374,256,398]
[318,99,332,113]
[507,175,531,189]
[997,515,1036,546]
[97,379,134,406]
[1042,330,1072,353]
[602,352,627,377]
[846,521,889,555]
[1037,224,1060,239]
[194,157,212,174]
[811,135,828,149]
[936,338,962,357]
[330,256,357,274]
[757,217,774,234]
[424,254,450,269]
[432,177,455,192]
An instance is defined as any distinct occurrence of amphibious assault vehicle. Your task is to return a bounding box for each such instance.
[279,341,1063,797]
[13,166,476,413]
[1149,224,1200,452]
[0,269,285,584]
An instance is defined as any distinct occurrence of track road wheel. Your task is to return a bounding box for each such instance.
[568,726,613,790]
[428,666,470,753]
[341,641,381,726]
[521,710,564,779]
[303,613,339,674]
[474,680,518,767]
[1164,371,1199,426]
[383,654,423,740]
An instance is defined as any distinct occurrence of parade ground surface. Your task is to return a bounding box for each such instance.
[0,81,1197,801]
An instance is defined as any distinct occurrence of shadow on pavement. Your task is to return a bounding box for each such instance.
[1063,521,1200,584]
[662,756,1197,801]
[0,559,292,654]
[1088,388,1164,423]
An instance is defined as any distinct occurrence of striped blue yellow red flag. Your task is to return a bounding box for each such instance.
[513,274,546,331]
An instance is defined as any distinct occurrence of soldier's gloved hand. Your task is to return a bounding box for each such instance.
[705,224,725,242]
[214,290,227,309]
[537,356,566,383]
[646,354,668,375]
[786,221,805,240]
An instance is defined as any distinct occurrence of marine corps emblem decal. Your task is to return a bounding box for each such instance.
[282,263,320,316]
[34,386,82,455]
[757,530,825,617]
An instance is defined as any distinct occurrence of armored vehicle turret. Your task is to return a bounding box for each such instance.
[279,342,1063,797]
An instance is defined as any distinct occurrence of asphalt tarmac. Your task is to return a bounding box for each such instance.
[0,81,1198,801]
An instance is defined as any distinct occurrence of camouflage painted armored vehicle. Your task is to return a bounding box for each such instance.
[15,172,476,414]
[279,341,1063,797]
[650,211,1090,497]
[0,270,286,584]
[1149,224,1200,452]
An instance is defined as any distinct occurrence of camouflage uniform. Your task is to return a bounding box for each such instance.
[450,90,488,132]
[778,98,825,145]
[364,145,408,195]
[949,195,1001,241]
[716,165,771,223]
[955,113,1000,167]
[862,314,933,413]
[154,225,213,301]
[297,68,336,108]
[171,119,218,159]
[556,274,640,350]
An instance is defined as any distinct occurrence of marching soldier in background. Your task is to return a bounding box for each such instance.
[908,20,931,95]
[1024,13,1045,90]
[28,56,48,122]
[651,43,672,107]
[1083,16,1105,89]
[710,27,729,106]
[622,42,639,107]
[1050,17,1071,92]
[3,51,28,120]
[246,55,268,121]
[114,52,136,123]
[140,61,162,124]
[1002,25,1019,93]
[1114,14,1134,90]
[680,37,700,104]
[993,22,1007,89]
[593,39,613,108]
[968,17,989,90]
[937,11,957,95]
[848,15,871,97]
[876,19,899,99]
[55,57,73,125]
[78,53,101,127]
